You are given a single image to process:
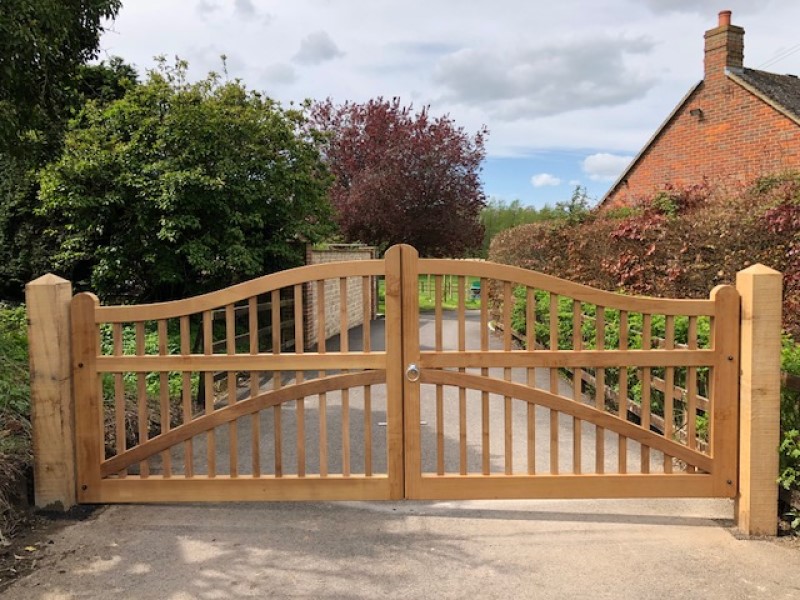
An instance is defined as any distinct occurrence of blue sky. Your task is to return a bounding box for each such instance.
[98,1,800,209]
[482,150,633,207]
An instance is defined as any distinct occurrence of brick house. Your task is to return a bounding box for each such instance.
[601,10,800,208]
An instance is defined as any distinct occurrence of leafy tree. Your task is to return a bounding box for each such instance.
[480,186,592,257]
[74,57,139,107]
[0,0,124,300]
[554,185,592,224]
[0,58,138,300]
[312,97,487,257]
[39,60,334,302]
[0,0,121,155]
[481,198,556,256]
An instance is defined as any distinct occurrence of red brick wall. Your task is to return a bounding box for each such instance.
[605,76,800,208]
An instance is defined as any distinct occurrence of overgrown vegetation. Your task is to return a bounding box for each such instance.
[0,304,32,543]
[489,173,800,498]
[490,177,800,334]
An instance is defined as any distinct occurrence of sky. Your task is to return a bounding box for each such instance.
[97,1,800,208]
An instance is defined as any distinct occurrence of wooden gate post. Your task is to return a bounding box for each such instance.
[735,264,782,536]
[25,274,76,510]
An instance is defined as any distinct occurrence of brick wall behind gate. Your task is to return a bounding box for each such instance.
[302,245,377,351]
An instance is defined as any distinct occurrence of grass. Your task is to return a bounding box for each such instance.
[377,275,482,313]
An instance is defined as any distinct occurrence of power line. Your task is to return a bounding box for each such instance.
[757,43,800,70]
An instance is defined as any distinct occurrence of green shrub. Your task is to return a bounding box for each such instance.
[779,430,800,491]
[98,323,191,403]
[0,304,30,420]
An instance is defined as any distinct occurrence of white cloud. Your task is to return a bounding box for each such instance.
[568,179,581,186]
[433,36,655,120]
[293,31,344,65]
[582,153,634,181]
[234,0,256,18]
[196,1,219,17]
[99,1,800,161]
[531,173,562,187]
[262,63,297,86]
[641,1,771,15]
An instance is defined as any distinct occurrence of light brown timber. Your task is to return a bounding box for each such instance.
[383,245,405,499]
[71,293,102,502]
[736,266,780,536]
[26,275,77,509]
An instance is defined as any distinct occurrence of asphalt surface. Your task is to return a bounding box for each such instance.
[6,500,800,599]
[6,310,800,599]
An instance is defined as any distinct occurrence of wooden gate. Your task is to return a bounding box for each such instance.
[398,246,739,500]
[70,244,740,503]
[72,250,406,502]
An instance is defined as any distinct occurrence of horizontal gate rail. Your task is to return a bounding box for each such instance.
[95,352,386,372]
[419,349,716,369]
[94,260,385,322]
[417,258,715,316]
[413,474,716,500]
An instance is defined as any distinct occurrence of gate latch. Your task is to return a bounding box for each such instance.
[406,363,420,382]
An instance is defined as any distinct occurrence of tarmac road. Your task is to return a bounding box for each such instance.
[5,499,800,599]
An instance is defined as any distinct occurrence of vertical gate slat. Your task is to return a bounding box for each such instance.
[158,319,172,477]
[526,287,536,475]
[179,316,193,478]
[481,280,490,475]
[618,311,629,474]
[97,327,104,468]
[640,314,652,473]
[503,281,513,475]
[112,323,126,477]
[339,278,350,477]
[135,322,149,478]
[225,305,238,478]
[549,293,559,474]
[271,290,282,477]
[202,311,215,478]
[458,276,467,475]
[361,276,372,477]
[295,285,306,478]
[435,275,444,475]
[686,316,698,473]
[663,315,675,473]
[248,298,261,477]
[572,300,582,474]
[317,280,328,478]
[595,307,606,474]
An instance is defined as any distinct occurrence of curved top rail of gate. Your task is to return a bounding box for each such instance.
[418,259,716,316]
[93,260,385,322]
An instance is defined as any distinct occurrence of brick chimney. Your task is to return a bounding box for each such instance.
[704,10,744,81]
